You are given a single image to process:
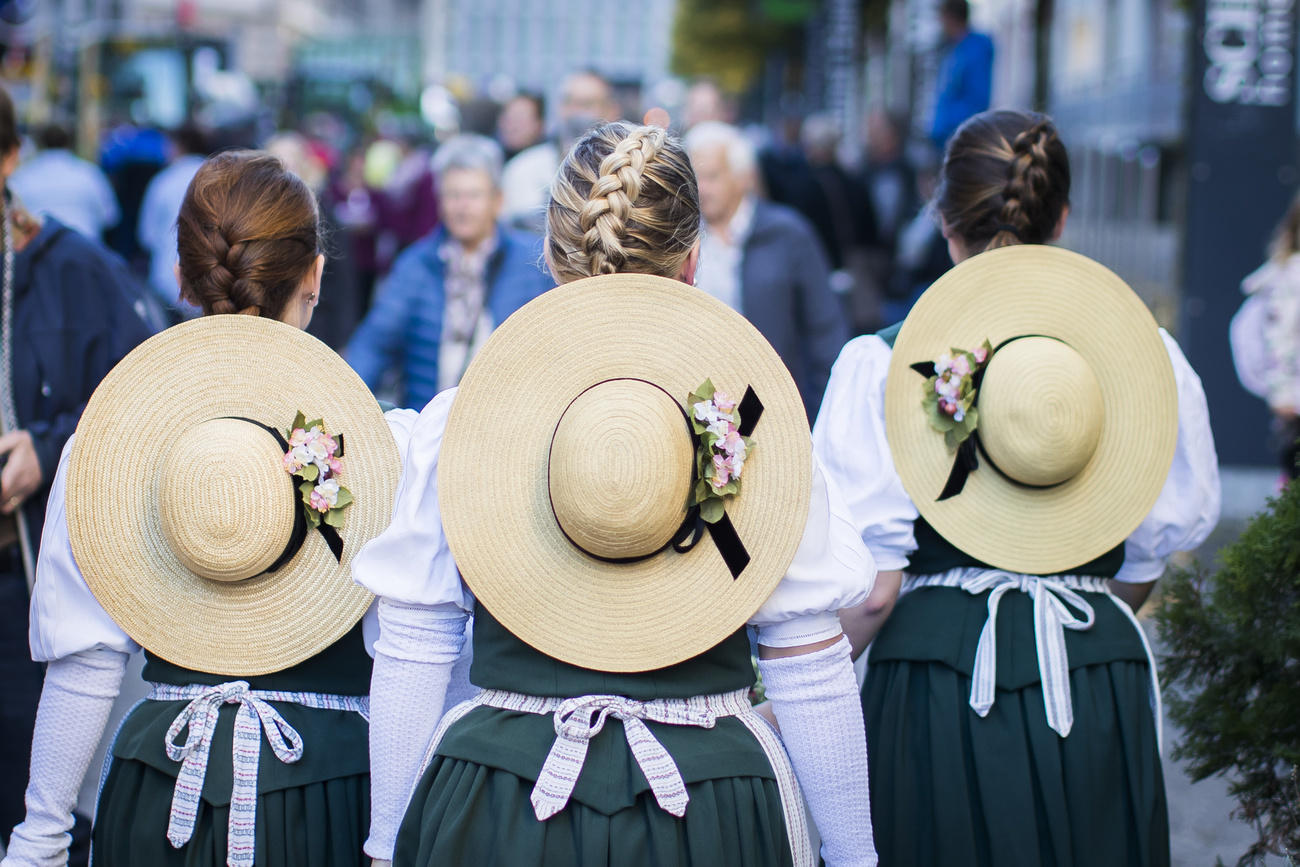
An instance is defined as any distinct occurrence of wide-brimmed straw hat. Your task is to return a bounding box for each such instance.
[68,315,399,675]
[885,245,1178,575]
[438,274,812,672]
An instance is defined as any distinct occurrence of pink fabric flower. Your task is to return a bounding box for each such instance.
[973,346,988,364]
[711,454,732,490]
[951,354,972,377]
[722,429,746,460]
[712,391,736,414]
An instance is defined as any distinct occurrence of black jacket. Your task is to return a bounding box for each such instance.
[11,218,157,551]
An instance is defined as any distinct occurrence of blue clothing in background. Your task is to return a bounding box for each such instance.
[8,150,121,241]
[931,30,994,147]
[138,154,205,317]
[345,225,553,409]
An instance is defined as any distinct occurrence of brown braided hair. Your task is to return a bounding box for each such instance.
[176,150,320,319]
[934,110,1070,254]
[546,122,700,283]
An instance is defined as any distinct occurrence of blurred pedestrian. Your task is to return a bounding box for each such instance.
[685,121,847,421]
[825,109,1219,867]
[266,131,363,351]
[930,0,994,149]
[501,70,622,231]
[138,124,209,319]
[346,134,553,408]
[8,123,120,243]
[0,84,155,866]
[1231,189,1300,480]
[682,78,736,130]
[799,113,879,329]
[860,110,919,329]
[497,92,546,161]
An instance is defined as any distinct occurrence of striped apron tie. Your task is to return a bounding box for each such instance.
[149,681,369,867]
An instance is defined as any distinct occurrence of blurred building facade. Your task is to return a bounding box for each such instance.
[421,0,677,119]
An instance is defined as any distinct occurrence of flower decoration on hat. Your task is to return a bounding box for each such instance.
[916,340,992,450]
[688,380,754,524]
[282,411,353,531]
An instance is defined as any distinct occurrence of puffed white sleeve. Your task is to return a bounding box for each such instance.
[360,406,426,653]
[748,454,876,648]
[351,390,474,611]
[1113,331,1221,584]
[812,334,918,571]
[28,437,140,662]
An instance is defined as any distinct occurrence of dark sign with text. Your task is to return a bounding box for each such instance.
[1183,0,1299,465]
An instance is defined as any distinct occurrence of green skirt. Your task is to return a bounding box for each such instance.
[92,758,369,867]
[863,656,1168,867]
[394,755,793,867]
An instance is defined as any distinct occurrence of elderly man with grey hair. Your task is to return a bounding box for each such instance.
[346,134,554,407]
[685,121,847,421]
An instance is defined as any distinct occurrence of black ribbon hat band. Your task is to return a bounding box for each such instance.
[911,335,1064,501]
[223,417,345,572]
[546,381,763,580]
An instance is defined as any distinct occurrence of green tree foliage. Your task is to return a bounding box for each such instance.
[1155,480,1300,865]
[670,0,803,94]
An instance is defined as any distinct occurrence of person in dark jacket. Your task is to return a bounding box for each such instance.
[0,84,156,861]
[345,134,553,409]
[686,121,848,422]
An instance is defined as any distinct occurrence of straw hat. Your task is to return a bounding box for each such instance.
[438,274,812,672]
[886,245,1178,575]
[67,315,399,676]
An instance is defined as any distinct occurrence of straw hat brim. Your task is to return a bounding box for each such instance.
[68,316,399,676]
[886,245,1178,575]
[438,275,812,672]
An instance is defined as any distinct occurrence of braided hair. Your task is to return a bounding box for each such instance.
[176,151,320,319]
[546,122,700,283]
[933,110,1070,255]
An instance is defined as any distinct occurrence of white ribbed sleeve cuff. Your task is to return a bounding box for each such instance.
[364,599,467,861]
[759,636,877,867]
[3,648,127,867]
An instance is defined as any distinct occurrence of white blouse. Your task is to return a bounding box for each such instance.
[813,330,1221,581]
[29,408,421,662]
[352,388,876,651]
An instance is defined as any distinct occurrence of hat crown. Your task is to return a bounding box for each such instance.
[157,417,296,582]
[548,379,693,561]
[978,337,1104,487]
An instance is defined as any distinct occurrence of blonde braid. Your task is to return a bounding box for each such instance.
[578,127,666,275]
[546,121,700,284]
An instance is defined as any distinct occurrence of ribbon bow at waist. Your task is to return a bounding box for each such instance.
[476,687,753,821]
[905,569,1108,738]
[148,680,369,867]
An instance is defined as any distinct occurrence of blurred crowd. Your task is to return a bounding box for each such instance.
[3,1,993,424]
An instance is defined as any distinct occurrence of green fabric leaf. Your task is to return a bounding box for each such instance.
[699,498,725,524]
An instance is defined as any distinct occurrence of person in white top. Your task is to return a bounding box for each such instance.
[821,109,1220,867]
[8,125,119,241]
[354,119,880,867]
[137,126,208,318]
[500,71,622,233]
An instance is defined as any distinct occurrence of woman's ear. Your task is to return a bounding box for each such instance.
[678,242,701,286]
[1050,204,1071,242]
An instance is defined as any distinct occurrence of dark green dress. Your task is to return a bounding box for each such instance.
[393,606,794,867]
[863,519,1168,867]
[91,622,372,867]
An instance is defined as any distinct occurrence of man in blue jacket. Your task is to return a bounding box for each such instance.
[0,85,157,862]
[930,0,995,148]
[346,134,554,409]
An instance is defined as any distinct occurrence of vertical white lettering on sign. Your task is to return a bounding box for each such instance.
[1204,0,1295,105]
